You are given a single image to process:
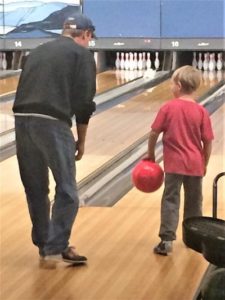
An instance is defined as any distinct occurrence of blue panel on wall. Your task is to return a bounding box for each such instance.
[83,0,161,38]
[161,0,225,38]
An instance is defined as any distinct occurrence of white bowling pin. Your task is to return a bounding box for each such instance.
[137,53,143,70]
[142,52,146,70]
[154,52,160,70]
[133,52,138,70]
[120,52,125,70]
[198,52,203,70]
[146,52,151,69]
[192,52,197,68]
[203,53,209,71]
[115,52,120,69]
[2,53,7,70]
[208,53,215,71]
[216,52,223,71]
[129,52,134,71]
[124,53,130,70]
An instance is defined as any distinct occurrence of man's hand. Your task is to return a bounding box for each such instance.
[75,141,85,161]
[75,123,88,160]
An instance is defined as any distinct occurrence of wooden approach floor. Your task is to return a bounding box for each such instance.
[0,104,224,298]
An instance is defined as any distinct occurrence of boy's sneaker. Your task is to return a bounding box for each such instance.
[153,241,173,256]
[62,246,87,264]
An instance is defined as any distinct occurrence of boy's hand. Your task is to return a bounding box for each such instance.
[143,155,155,162]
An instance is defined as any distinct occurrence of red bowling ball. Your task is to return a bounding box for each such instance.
[132,159,164,193]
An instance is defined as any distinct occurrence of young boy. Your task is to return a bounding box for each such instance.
[147,65,214,255]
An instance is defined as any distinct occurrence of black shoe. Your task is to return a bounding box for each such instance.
[62,246,87,264]
[153,241,173,256]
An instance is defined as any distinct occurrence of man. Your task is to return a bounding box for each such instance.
[12,13,96,264]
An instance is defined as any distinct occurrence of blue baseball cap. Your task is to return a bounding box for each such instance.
[64,14,96,38]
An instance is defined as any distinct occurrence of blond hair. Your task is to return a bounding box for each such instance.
[172,65,202,94]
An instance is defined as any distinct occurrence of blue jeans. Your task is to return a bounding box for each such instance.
[15,116,79,255]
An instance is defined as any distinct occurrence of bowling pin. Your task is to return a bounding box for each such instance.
[146,52,151,69]
[137,53,143,70]
[2,53,7,70]
[154,52,160,70]
[192,52,197,68]
[197,52,203,70]
[124,53,130,70]
[203,53,209,71]
[142,52,146,70]
[120,52,125,70]
[208,53,215,71]
[115,52,120,69]
[133,52,138,70]
[216,52,223,71]
[212,53,216,68]
[129,52,134,71]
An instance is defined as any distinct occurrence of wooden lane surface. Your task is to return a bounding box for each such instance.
[0,71,223,176]
[74,71,223,181]
[0,70,121,115]
[96,69,142,94]
[0,71,222,175]
[0,69,127,113]
[0,70,140,133]
[0,70,140,98]
[0,104,224,300]
[0,74,20,96]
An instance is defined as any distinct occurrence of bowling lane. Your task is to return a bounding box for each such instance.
[0,69,143,133]
[0,69,142,97]
[96,69,142,94]
[0,74,20,96]
[0,70,223,167]
[75,71,224,181]
[0,101,15,133]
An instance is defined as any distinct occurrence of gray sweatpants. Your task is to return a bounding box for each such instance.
[159,173,203,241]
